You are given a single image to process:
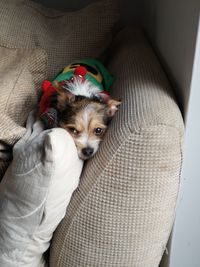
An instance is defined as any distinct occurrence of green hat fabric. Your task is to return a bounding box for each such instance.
[53,58,115,92]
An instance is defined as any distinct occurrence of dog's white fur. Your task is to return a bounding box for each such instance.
[75,105,103,159]
[62,78,101,98]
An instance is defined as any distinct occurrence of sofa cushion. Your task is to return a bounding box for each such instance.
[0,112,83,267]
[50,28,184,267]
[0,0,119,79]
[0,47,47,180]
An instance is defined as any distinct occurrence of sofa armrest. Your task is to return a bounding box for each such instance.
[50,28,184,267]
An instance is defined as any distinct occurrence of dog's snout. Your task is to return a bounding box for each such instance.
[82,147,94,158]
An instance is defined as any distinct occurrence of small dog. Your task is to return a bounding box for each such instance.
[39,60,121,160]
[54,80,120,160]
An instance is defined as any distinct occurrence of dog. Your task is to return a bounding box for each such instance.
[53,79,120,160]
[39,60,121,160]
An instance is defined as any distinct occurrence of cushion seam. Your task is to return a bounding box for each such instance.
[4,58,26,113]
[130,122,184,136]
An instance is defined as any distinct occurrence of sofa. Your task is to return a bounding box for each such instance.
[0,0,184,266]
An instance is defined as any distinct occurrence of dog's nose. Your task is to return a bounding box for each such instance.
[82,147,94,158]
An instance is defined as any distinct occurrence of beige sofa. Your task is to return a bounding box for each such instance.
[49,28,184,266]
[0,0,184,266]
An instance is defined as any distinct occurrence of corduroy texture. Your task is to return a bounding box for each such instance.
[0,0,119,79]
[0,47,47,180]
[50,28,184,267]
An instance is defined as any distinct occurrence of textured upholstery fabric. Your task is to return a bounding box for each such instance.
[49,28,184,267]
[0,0,118,180]
[0,47,47,180]
[0,0,119,79]
[0,112,83,267]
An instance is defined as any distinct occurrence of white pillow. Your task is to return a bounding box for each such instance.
[0,111,83,267]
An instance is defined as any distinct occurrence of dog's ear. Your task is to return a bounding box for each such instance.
[107,99,121,117]
[53,81,75,111]
[96,92,121,117]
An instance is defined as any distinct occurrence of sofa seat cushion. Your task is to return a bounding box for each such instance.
[50,28,184,267]
[0,0,119,79]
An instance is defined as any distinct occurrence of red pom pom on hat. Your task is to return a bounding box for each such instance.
[74,66,87,77]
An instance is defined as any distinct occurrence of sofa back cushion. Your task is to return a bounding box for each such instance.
[0,0,119,179]
[0,47,47,180]
[0,0,119,79]
[50,28,184,267]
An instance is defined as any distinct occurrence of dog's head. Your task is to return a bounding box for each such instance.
[54,83,121,160]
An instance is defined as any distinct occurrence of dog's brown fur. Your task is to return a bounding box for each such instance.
[54,86,121,160]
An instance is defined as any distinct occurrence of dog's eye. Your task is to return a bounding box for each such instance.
[94,127,103,135]
[69,127,79,135]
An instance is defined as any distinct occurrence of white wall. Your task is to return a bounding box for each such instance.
[141,0,200,116]
[139,1,200,266]
[170,19,200,267]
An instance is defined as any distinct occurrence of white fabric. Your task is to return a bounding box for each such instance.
[0,111,83,267]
